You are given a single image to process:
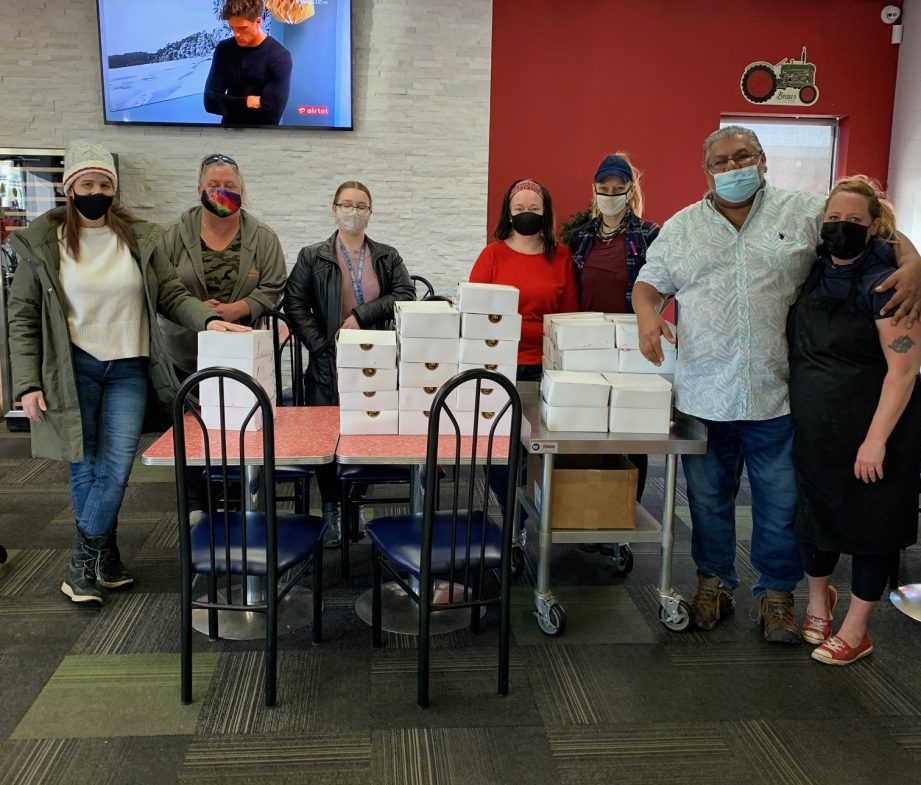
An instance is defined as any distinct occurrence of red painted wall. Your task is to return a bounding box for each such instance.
[488,0,901,233]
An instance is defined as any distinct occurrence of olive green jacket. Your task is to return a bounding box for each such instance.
[8,208,215,462]
[157,206,287,373]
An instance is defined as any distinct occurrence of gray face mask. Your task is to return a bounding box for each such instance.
[595,193,628,217]
[336,212,369,234]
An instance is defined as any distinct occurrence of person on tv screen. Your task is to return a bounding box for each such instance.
[204,0,293,126]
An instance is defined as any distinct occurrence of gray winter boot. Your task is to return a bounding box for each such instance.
[61,531,103,605]
[96,521,134,589]
[322,502,342,549]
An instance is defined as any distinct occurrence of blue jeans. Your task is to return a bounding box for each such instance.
[680,413,803,596]
[70,347,149,538]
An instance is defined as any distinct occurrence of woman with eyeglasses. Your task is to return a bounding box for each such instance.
[7,140,247,605]
[284,180,414,542]
[567,153,660,546]
[158,153,287,378]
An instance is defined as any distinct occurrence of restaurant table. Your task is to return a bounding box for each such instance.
[517,391,708,636]
[336,431,511,635]
[142,406,340,640]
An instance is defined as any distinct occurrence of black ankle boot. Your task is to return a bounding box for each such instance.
[61,531,103,605]
[96,522,134,589]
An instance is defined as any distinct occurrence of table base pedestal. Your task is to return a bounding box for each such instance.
[192,585,315,641]
[355,580,486,635]
[890,584,921,622]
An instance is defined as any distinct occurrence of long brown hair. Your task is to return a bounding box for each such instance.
[493,178,557,260]
[333,180,372,206]
[51,199,141,260]
[825,175,898,242]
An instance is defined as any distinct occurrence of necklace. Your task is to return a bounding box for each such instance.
[595,213,629,244]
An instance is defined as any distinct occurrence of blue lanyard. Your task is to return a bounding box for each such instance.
[339,240,366,305]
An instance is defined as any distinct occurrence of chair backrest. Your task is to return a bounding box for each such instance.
[410,274,435,301]
[255,310,305,406]
[420,369,522,600]
[173,367,279,603]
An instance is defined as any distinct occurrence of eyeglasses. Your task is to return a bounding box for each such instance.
[200,154,238,172]
[706,151,762,173]
[334,202,371,217]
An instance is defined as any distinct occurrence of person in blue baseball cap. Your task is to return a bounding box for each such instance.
[567,152,660,557]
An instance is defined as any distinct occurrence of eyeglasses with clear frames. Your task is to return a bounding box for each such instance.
[706,151,762,173]
[334,203,371,217]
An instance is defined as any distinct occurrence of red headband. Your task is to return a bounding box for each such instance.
[510,179,543,199]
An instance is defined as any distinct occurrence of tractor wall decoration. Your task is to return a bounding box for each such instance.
[741,47,819,106]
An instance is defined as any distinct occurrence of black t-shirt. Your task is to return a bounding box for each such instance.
[204,36,293,125]
[809,238,897,321]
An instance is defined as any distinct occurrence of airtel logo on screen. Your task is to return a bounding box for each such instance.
[298,106,330,116]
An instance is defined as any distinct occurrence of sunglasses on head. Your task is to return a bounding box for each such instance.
[200,154,238,172]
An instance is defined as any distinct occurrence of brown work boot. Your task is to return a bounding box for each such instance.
[690,575,735,630]
[759,590,800,644]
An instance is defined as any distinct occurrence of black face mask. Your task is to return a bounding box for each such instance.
[510,211,543,236]
[821,220,870,261]
[72,193,114,221]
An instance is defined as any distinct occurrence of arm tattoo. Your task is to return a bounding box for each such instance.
[888,335,916,354]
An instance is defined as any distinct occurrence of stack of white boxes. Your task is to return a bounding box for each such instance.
[337,329,399,434]
[607,314,677,374]
[540,370,610,432]
[457,283,521,435]
[197,331,276,431]
[395,301,461,435]
[604,373,673,433]
[547,314,618,372]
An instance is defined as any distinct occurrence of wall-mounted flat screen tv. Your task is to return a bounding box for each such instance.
[96,0,352,129]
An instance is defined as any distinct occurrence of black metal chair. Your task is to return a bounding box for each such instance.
[174,368,327,707]
[0,545,7,563]
[206,310,313,515]
[365,369,522,707]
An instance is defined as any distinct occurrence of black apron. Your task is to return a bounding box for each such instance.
[787,260,921,555]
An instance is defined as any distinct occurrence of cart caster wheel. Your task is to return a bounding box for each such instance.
[510,547,524,577]
[536,602,567,636]
[658,600,691,632]
[610,545,634,576]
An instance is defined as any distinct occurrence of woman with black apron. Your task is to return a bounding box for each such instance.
[787,176,921,665]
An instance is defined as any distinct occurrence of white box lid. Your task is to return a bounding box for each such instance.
[602,372,672,392]
[540,370,611,406]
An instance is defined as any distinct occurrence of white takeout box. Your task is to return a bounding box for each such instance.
[399,386,458,411]
[398,409,459,435]
[339,389,399,411]
[608,406,671,434]
[399,361,459,388]
[540,400,608,432]
[339,409,399,435]
[543,311,602,332]
[618,347,677,374]
[613,317,676,351]
[540,370,611,407]
[198,373,275,408]
[197,330,273,360]
[458,409,513,436]
[552,319,617,351]
[398,336,460,364]
[602,373,673,410]
[458,362,516,381]
[455,379,512,411]
[458,338,518,366]
[202,405,266,432]
[337,366,399,392]
[461,312,523,341]
[457,282,520,315]
[395,301,461,339]
[553,347,620,373]
[336,329,397,368]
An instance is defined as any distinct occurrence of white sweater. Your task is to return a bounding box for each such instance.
[58,226,149,361]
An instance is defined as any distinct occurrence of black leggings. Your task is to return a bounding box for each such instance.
[799,543,896,603]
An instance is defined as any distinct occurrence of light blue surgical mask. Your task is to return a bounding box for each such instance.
[712,164,762,204]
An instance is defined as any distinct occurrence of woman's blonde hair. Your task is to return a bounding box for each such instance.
[826,175,898,242]
[199,159,248,206]
[591,151,645,219]
[51,198,140,260]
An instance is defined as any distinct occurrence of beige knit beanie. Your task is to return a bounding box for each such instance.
[62,140,118,194]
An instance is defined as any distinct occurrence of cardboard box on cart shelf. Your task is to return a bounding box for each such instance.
[527,454,638,530]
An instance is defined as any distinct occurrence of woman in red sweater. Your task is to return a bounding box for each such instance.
[470,178,579,381]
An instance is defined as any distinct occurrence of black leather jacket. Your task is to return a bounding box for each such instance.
[283,232,414,405]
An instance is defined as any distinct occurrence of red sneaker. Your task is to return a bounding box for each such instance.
[811,633,873,665]
[802,585,838,644]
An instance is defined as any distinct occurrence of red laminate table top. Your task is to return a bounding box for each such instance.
[336,433,511,465]
[142,407,340,466]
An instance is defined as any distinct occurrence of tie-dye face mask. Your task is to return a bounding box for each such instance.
[200,188,242,218]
